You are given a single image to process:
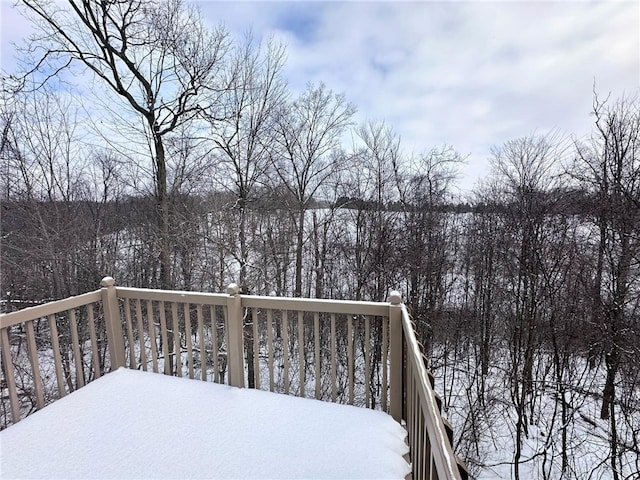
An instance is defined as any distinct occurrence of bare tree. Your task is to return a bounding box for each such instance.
[0,86,90,299]
[206,35,287,291]
[351,121,402,302]
[572,92,640,480]
[398,146,463,327]
[18,0,230,291]
[488,132,566,480]
[201,35,288,387]
[272,82,356,296]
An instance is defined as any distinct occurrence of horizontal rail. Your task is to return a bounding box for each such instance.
[402,304,462,480]
[115,287,228,305]
[0,291,102,329]
[240,294,389,316]
[116,287,389,317]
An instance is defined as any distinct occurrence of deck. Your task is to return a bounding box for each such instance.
[0,278,468,480]
[1,368,410,479]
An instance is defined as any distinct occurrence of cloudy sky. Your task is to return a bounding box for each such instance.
[1,0,638,192]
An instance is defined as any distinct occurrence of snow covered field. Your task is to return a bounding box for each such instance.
[1,368,410,479]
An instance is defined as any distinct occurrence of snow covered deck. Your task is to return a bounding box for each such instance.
[0,279,468,479]
[1,368,410,479]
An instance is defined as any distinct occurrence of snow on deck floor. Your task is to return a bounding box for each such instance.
[1,368,410,479]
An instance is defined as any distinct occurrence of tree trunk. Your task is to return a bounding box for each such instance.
[153,130,175,374]
[294,207,304,297]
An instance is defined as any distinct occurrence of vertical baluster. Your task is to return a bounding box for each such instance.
[426,409,433,480]
[25,320,44,408]
[123,299,136,368]
[330,313,336,402]
[416,404,424,478]
[404,359,413,442]
[223,305,230,385]
[211,306,219,383]
[267,309,274,392]
[411,378,416,456]
[0,327,20,423]
[414,399,420,480]
[424,410,431,480]
[314,312,320,399]
[409,361,415,459]
[197,305,206,381]
[283,310,289,394]
[135,299,147,371]
[365,316,371,408]
[417,406,423,480]
[414,377,421,480]
[159,301,170,375]
[68,309,85,388]
[382,315,388,411]
[87,303,101,379]
[171,302,181,377]
[348,315,354,404]
[48,314,66,397]
[414,393,420,480]
[406,360,411,445]
[252,308,260,389]
[430,454,436,480]
[298,311,305,397]
[184,303,194,379]
[147,300,159,373]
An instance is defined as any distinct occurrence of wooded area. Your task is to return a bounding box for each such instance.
[0,1,638,478]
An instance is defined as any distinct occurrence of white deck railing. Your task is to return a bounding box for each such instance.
[0,277,467,480]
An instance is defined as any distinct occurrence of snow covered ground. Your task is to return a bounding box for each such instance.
[1,368,410,479]
[431,346,640,479]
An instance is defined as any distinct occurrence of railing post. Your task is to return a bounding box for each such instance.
[226,283,245,388]
[100,277,125,369]
[389,290,403,423]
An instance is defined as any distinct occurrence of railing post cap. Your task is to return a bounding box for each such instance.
[101,276,116,287]
[227,283,240,296]
[389,290,402,305]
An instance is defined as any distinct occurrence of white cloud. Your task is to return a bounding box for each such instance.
[2,0,638,192]
[279,0,639,191]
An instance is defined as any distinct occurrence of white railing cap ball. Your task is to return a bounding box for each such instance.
[389,290,402,305]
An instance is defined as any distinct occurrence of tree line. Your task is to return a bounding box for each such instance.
[1,1,638,478]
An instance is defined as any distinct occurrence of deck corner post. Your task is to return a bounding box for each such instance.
[101,276,125,370]
[388,290,403,423]
[226,283,245,388]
